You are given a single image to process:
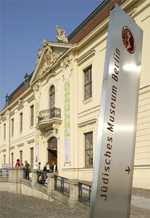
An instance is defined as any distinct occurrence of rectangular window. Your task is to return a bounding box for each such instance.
[4,123,6,140]
[30,105,34,126]
[30,147,34,168]
[11,153,14,167]
[85,132,93,167]
[20,112,23,132]
[20,150,23,165]
[12,118,14,136]
[84,66,92,100]
[4,155,6,164]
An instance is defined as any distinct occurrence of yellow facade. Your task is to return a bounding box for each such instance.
[0,0,149,189]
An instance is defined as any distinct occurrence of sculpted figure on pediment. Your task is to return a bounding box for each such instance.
[36,47,43,65]
[42,39,48,48]
[56,26,68,43]
[44,47,54,68]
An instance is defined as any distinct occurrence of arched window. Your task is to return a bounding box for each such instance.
[50,85,55,109]
[48,137,57,149]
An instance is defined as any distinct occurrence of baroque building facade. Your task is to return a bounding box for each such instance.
[0,0,150,189]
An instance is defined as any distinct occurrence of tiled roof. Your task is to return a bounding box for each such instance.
[10,85,25,104]
[68,0,121,43]
[1,72,33,112]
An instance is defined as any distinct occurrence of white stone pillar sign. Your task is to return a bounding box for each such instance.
[89,4,143,218]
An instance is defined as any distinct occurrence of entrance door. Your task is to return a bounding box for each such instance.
[48,149,57,170]
[48,137,57,171]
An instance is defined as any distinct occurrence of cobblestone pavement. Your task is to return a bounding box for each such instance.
[0,191,150,218]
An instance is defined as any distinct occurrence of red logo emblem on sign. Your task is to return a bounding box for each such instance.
[122,26,135,54]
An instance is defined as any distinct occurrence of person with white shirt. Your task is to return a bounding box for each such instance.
[52,162,57,173]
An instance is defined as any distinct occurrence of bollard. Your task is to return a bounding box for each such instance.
[68,179,79,205]
[47,173,55,195]
[31,169,38,187]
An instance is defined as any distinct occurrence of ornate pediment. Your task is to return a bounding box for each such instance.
[30,40,72,86]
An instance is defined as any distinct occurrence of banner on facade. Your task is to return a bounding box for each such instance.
[64,78,70,162]
[89,4,143,218]
[35,99,39,166]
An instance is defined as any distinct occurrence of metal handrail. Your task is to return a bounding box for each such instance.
[54,175,70,196]
[38,107,61,123]
[78,182,92,206]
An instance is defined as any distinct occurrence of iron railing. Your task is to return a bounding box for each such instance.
[0,168,9,178]
[54,175,70,196]
[38,107,61,123]
[78,182,92,206]
[37,171,47,186]
[23,168,32,181]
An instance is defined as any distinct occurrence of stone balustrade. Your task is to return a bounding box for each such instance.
[0,167,89,211]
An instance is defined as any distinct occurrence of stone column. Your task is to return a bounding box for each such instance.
[31,169,38,187]
[47,173,55,195]
[8,167,24,193]
[68,179,79,205]
[18,167,24,181]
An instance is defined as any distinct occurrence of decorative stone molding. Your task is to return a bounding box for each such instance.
[27,94,35,103]
[17,143,24,147]
[78,118,97,127]
[0,115,6,122]
[5,109,10,118]
[17,99,24,111]
[55,26,68,43]
[27,139,34,144]
[83,97,92,105]
[69,69,73,78]
[42,39,49,48]
[2,149,6,152]
[33,83,39,92]
[77,49,96,66]
[61,55,72,69]
[46,72,56,82]
[10,146,15,150]
[128,7,137,17]
[18,98,23,106]
[10,111,15,117]
[53,51,63,61]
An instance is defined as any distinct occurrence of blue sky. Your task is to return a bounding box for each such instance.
[0,0,103,111]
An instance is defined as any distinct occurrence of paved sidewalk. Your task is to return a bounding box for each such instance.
[0,191,150,218]
[131,195,150,211]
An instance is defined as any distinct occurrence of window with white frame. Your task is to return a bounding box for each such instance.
[11,118,14,136]
[84,66,92,100]
[11,153,14,167]
[4,123,6,140]
[50,85,55,109]
[30,105,34,126]
[20,112,23,132]
[85,132,93,167]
